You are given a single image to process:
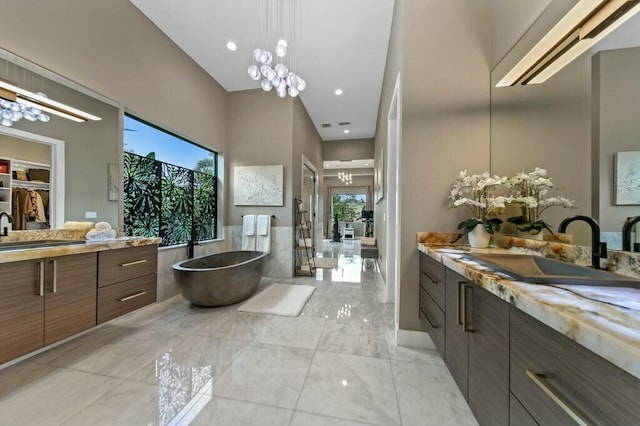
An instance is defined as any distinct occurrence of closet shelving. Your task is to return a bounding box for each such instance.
[0,157,12,216]
[10,158,51,230]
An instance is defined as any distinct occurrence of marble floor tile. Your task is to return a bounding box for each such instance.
[0,368,122,426]
[290,411,376,426]
[386,343,445,366]
[0,361,57,399]
[185,397,294,426]
[128,335,247,388]
[391,360,478,426]
[30,324,138,367]
[211,342,313,409]
[65,327,186,380]
[317,319,389,359]
[297,351,401,425]
[254,315,326,349]
[204,310,272,341]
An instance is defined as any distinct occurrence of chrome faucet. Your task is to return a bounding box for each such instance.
[0,211,13,237]
[558,215,607,270]
[622,216,640,252]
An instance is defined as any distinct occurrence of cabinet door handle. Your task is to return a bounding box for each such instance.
[422,271,439,284]
[456,281,466,326]
[120,259,147,267]
[51,260,57,293]
[526,370,589,426]
[462,284,472,332]
[38,261,45,296]
[119,291,147,302]
[420,308,439,328]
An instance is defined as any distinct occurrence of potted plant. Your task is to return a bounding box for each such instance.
[449,170,510,248]
[507,167,575,239]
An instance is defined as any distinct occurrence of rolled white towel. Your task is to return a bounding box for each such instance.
[94,221,112,232]
[86,228,117,241]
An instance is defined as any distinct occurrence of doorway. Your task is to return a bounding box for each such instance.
[301,156,318,248]
[0,126,65,229]
[386,74,401,324]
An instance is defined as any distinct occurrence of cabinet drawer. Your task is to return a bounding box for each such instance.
[98,245,158,287]
[419,287,445,358]
[97,274,157,324]
[510,306,640,425]
[509,393,537,426]
[419,253,445,309]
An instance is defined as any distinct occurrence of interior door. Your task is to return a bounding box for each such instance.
[302,163,316,246]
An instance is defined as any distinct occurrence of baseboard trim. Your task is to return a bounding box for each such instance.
[396,328,434,349]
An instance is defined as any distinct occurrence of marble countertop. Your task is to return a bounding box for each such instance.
[0,237,160,264]
[417,243,640,380]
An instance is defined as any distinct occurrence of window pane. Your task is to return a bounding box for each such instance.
[332,193,367,222]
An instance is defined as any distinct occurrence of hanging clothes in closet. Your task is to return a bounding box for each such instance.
[12,187,47,230]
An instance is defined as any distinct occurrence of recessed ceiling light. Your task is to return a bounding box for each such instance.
[226,41,237,51]
[335,89,343,96]
[365,163,369,166]
[344,129,350,134]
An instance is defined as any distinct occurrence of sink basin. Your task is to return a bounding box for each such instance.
[463,253,640,289]
[0,239,85,251]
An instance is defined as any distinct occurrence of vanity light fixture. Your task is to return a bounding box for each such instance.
[0,80,101,126]
[496,0,640,87]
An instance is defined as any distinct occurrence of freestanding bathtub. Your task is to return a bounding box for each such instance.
[172,251,268,307]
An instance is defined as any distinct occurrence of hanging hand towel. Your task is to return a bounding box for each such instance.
[257,215,270,236]
[242,215,257,250]
[256,215,272,253]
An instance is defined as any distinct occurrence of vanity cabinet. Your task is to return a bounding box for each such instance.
[0,260,44,364]
[0,253,97,364]
[510,306,640,425]
[444,267,510,426]
[418,253,445,357]
[97,245,157,324]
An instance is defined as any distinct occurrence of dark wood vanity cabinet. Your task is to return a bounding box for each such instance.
[0,253,97,364]
[418,253,446,357]
[510,306,640,425]
[0,260,44,364]
[97,245,157,324]
[444,267,510,426]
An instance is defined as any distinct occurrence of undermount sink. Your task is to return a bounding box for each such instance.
[0,239,85,251]
[463,253,640,289]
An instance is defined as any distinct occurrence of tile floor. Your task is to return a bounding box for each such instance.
[0,241,477,426]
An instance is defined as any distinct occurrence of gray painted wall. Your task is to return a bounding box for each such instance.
[323,138,375,161]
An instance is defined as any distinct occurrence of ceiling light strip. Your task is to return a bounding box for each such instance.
[496,0,607,87]
[0,80,101,121]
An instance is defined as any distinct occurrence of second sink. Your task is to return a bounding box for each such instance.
[463,253,640,289]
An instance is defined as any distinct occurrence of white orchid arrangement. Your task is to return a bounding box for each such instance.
[507,167,575,235]
[449,170,510,234]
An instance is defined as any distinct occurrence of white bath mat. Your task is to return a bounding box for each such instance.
[237,284,316,317]
[313,257,339,269]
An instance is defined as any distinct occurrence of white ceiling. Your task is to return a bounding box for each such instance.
[129,0,396,141]
[324,159,374,169]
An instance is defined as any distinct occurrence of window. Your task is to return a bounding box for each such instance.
[332,193,366,222]
[123,114,218,247]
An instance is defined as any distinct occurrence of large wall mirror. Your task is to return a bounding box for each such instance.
[0,48,119,230]
[491,0,640,251]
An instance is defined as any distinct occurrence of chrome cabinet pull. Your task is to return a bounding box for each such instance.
[38,261,45,296]
[456,281,465,325]
[462,284,472,332]
[526,370,589,426]
[420,308,439,329]
[119,291,147,302]
[51,260,57,293]
[120,259,147,267]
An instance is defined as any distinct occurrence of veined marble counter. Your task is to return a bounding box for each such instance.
[417,242,640,379]
[0,237,160,264]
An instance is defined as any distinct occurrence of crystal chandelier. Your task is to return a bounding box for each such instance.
[248,0,305,98]
[338,171,352,185]
[0,93,50,127]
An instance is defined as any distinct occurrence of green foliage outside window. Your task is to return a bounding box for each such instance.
[332,194,366,222]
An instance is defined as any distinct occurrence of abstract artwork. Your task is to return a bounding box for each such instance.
[615,151,640,205]
[233,165,284,206]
